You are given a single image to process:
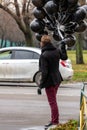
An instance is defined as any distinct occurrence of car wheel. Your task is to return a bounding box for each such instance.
[35,71,42,86]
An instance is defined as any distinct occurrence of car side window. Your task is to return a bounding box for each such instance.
[14,50,34,59]
[33,52,40,59]
[0,51,12,59]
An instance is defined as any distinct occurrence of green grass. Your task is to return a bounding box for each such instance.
[66,50,87,82]
[50,119,78,130]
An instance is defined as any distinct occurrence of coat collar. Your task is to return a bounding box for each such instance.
[41,43,56,53]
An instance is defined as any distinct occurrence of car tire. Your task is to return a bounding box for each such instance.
[34,71,42,86]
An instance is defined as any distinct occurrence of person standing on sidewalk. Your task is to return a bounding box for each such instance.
[37,35,68,129]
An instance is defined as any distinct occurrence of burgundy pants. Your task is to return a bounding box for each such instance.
[45,84,59,124]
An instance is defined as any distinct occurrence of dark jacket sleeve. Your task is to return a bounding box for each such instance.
[39,55,48,89]
[58,43,68,60]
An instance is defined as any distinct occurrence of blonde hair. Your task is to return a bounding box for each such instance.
[41,35,51,45]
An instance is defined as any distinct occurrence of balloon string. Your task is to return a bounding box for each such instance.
[59,12,71,25]
[43,8,55,26]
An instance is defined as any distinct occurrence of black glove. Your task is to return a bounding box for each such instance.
[37,87,42,95]
[61,42,66,50]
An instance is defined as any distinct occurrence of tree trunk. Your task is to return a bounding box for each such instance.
[0,39,4,47]
[1,35,4,48]
[4,40,7,47]
[24,31,34,47]
[21,17,34,47]
[76,33,84,64]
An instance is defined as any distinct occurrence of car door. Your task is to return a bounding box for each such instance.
[11,49,40,81]
[0,50,13,80]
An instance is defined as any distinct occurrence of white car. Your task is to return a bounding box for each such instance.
[59,59,74,80]
[0,47,73,84]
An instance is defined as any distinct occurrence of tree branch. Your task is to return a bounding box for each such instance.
[5,2,15,7]
[0,3,26,33]
[14,0,20,17]
[27,0,30,13]
[22,0,26,15]
[0,3,18,21]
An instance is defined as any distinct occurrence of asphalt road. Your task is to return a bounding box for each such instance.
[0,82,86,130]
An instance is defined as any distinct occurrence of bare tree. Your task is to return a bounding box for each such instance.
[0,0,86,47]
[0,0,33,46]
[0,9,25,47]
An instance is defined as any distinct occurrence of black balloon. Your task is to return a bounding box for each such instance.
[82,5,87,18]
[45,0,52,2]
[31,0,87,44]
[67,1,79,12]
[53,0,59,5]
[59,0,68,12]
[73,7,86,22]
[36,31,48,41]
[82,5,87,12]
[35,33,42,41]
[33,7,46,19]
[53,29,64,41]
[68,0,78,4]
[62,35,76,47]
[32,0,44,8]
[30,19,45,33]
[45,1,58,14]
[75,20,87,32]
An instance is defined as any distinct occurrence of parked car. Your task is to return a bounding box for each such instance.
[0,47,73,84]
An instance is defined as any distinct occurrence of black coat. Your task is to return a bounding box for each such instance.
[39,43,68,89]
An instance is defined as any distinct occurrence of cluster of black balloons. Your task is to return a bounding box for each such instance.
[30,0,87,47]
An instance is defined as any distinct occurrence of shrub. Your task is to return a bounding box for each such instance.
[50,120,78,130]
